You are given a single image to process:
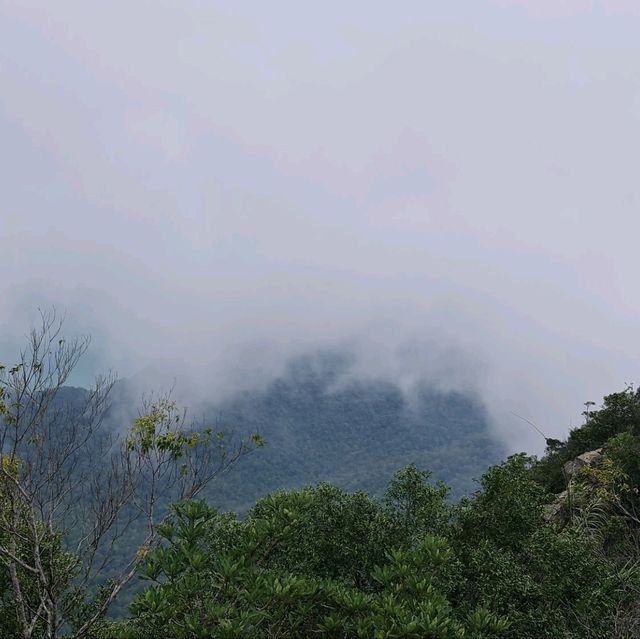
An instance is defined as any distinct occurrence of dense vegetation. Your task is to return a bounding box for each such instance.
[102,351,503,514]
[197,351,504,510]
[2,344,502,628]
[79,386,640,639]
[97,457,627,639]
[5,317,640,637]
[533,387,640,492]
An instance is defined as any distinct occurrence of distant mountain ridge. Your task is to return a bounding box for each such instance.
[15,350,506,619]
[194,350,504,510]
[91,350,504,511]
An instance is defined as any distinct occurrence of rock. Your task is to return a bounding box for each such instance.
[545,448,604,524]
[563,448,603,479]
[544,490,568,523]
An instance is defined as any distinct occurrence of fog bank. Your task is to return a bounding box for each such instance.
[2,1,640,452]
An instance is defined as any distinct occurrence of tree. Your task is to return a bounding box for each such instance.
[454,455,629,638]
[532,387,640,493]
[111,482,509,639]
[0,310,261,638]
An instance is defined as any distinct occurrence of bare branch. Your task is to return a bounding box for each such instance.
[0,309,256,638]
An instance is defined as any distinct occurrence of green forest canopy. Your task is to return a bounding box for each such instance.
[3,319,640,637]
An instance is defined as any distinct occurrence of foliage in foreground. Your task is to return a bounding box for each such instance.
[4,314,640,637]
[100,458,636,639]
[0,312,259,639]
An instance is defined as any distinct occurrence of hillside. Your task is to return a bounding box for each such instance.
[100,350,504,512]
[99,385,640,639]
[7,334,640,637]
[31,350,505,619]
[202,351,503,511]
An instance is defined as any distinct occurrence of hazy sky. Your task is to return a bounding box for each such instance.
[2,1,640,451]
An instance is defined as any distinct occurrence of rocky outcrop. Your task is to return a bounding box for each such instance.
[562,448,604,480]
[544,489,569,523]
[544,448,604,523]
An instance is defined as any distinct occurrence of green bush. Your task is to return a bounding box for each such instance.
[101,459,634,639]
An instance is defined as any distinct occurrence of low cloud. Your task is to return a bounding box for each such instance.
[2,1,640,453]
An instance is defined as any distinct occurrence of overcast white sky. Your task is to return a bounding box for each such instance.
[2,1,640,451]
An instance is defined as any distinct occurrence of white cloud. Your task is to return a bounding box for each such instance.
[2,1,640,452]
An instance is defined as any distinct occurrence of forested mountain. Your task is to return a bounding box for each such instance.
[74,385,640,639]
[108,350,504,512]
[96,385,640,639]
[6,322,640,637]
[202,352,502,509]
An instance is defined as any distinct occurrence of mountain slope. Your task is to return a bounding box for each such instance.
[200,351,504,511]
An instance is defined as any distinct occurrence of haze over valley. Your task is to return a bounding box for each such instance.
[3,4,640,637]
[3,2,640,457]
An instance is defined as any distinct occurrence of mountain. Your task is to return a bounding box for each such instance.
[49,350,504,512]
[0,347,510,627]
[193,351,504,511]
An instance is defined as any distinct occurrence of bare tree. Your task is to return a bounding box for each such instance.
[0,310,260,639]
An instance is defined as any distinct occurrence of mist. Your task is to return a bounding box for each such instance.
[2,1,640,453]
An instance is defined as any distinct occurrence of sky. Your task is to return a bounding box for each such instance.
[2,0,640,452]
